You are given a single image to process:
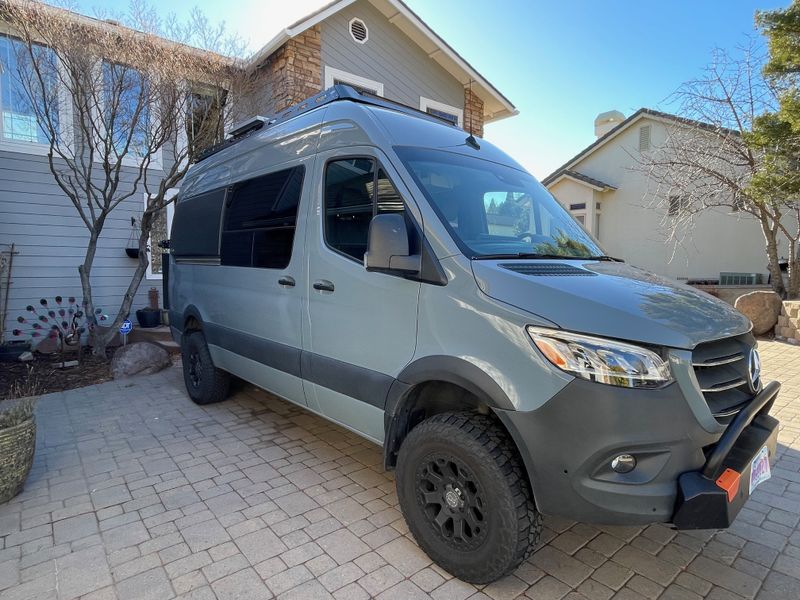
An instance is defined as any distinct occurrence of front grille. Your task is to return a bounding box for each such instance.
[692,334,757,421]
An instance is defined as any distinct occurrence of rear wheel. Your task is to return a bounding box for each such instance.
[396,412,541,584]
[181,330,230,405]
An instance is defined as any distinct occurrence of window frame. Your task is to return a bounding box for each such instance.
[0,29,74,156]
[322,155,407,264]
[324,66,384,96]
[144,188,177,280]
[419,96,463,128]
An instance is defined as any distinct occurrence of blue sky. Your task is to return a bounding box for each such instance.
[74,0,788,178]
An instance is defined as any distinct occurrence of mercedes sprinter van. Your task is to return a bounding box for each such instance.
[166,85,780,583]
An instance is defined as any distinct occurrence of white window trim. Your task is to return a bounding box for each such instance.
[324,66,383,96]
[0,33,75,156]
[419,97,463,127]
[144,188,177,280]
[569,203,601,237]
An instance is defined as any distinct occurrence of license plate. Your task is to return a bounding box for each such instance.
[749,446,771,494]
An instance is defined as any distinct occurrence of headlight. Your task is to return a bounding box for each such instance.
[526,326,673,388]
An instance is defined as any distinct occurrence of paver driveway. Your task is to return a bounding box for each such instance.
[1,340,800,600]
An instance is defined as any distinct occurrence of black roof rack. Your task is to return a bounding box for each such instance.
[194,84,455,164]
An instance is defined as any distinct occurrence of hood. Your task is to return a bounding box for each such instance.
[471,260,751,349]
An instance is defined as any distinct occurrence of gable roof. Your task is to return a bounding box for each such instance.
[547,170,616,191]
[247,0,516,123]
[541,108,739,186]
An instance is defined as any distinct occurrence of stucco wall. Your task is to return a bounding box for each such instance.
[549,117,772,281]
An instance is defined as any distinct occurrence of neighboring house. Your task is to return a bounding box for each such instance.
[543,109,771,284]
[0,0,515,341]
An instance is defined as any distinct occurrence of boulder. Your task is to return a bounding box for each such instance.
[111,342,171,379]
[734,291,783,335]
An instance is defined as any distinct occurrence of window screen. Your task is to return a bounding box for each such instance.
[324,159,405,261]
[221,166,304,269]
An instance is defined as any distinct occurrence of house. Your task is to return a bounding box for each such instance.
[0,0,515,341]
[543,109,773,286]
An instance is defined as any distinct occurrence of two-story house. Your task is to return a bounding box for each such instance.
[543,109,772,286]
[0,0,516,341]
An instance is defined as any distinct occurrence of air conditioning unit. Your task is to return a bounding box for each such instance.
[719,272,763,286]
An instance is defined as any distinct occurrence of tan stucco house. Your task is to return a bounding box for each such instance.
[0,0,515,340]
[543,109,770,284]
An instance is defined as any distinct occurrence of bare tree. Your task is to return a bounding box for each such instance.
[636,44,800,297]
[0,0,254,353]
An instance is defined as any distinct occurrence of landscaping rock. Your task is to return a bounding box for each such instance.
[734,291,783,335]
[110,342,170,379]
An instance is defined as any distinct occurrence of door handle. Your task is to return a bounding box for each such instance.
[278,276,296,287]
[313,280,335,292]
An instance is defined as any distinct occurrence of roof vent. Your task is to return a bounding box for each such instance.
[639,125,651,151]
[501,263,596,277]
[349,18,368,44]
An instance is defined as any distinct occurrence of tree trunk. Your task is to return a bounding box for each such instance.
[761,216,786,297]
[96,211,154,350]
[78,222,105,356]
[788,241,799,299]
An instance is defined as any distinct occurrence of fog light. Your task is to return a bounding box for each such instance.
[611,454,636,473]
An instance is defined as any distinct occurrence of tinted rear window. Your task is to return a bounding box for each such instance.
[220,166,305,269]
[171,188,225,257]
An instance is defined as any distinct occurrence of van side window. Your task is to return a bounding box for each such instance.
[221,165,305,269]
[172,188,226,258]
[324,159,405,261]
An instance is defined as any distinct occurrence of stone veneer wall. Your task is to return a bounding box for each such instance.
[261,25,323,113]
[464,87,484,137]
[775,301,800,345]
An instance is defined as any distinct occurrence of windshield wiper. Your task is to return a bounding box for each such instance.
[473,253,624,262]
[586,255,624,262]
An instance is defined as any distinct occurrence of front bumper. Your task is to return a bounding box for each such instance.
[673,380,780,529]
[495,377,780,527]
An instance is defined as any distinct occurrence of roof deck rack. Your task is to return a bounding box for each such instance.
[194,84,455,164]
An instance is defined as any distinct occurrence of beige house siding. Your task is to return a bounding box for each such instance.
[548,116,770,282]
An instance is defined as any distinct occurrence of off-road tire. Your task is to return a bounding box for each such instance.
[396,411,541,583]
[181,330,230,405]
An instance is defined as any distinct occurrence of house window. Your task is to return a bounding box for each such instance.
[420,97,463,127]
[0,34,63,149]
[668,195,690,217]
[638,125,651,151]
[324,158,404,261]
[568,202,601,237]
[103,61,150,158]
[187,89,225,157]
[324,66,384,96]
[220,166,305,269]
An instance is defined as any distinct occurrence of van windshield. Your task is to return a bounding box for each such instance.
[395,147,603,259]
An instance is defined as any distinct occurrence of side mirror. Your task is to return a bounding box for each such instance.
[365,213,421,274]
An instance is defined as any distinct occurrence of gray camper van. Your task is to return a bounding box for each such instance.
[167,85,780,583]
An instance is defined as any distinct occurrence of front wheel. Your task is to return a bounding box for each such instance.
[181,330,230,405]
[396,412,541,584]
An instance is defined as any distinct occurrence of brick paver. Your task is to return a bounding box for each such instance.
[1,340,799,599]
